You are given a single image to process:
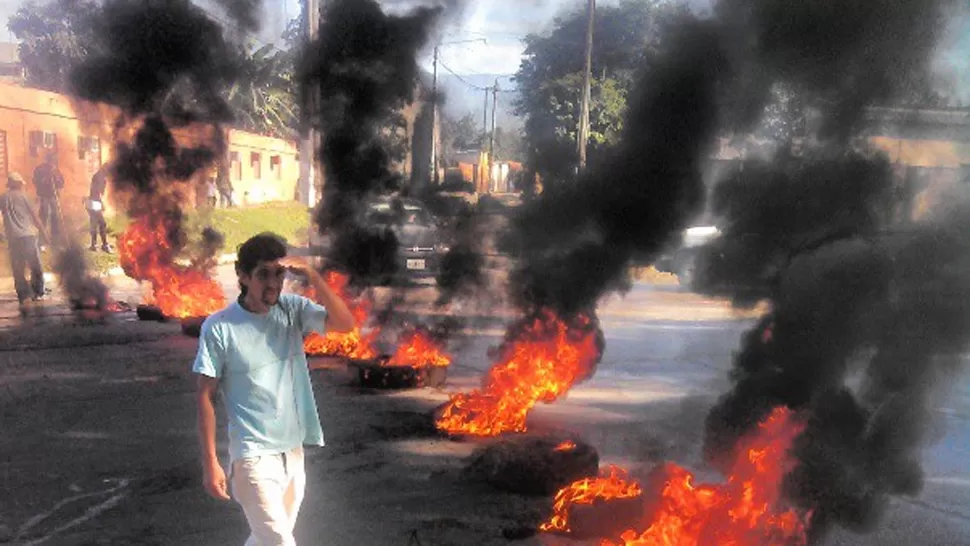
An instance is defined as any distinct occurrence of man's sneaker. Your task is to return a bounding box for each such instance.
[101,244,113,253]
[89,245,97,251]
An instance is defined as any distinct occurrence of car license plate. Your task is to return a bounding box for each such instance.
[406,259,426,270]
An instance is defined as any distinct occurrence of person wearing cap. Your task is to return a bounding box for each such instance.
[0,172,48,313]
[32,151,65,243]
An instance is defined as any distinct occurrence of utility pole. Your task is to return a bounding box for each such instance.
[429,38,486,187]
[299,0,321,207]
[488,78,498,168]
[577,0,595,173]
[482,84,490,193]
[430,45,439,185]
[482,86,489,148]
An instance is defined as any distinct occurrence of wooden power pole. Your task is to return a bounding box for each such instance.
[577,0,595,173]
[430,38,485,187]
[430,45,439,185]
[481,85,490,192]
[299,0,321,206]
[489,78,499,180]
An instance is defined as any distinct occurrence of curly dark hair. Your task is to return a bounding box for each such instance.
[235,232,287,295]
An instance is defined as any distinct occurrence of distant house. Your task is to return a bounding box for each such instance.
[0,43,25,85]
[444,149,523,194]
[0,82,300,226]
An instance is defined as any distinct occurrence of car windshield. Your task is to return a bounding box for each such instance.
[366,202,434,227]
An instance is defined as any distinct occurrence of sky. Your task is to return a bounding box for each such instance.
[2,0,967,98]
[0,0,629,76]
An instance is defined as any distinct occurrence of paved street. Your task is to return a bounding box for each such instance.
[0,270,968,545]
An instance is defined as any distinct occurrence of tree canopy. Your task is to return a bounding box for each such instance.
[7,0,101,92]
[513,0,689,184]
[513,0,962,183]
[441,111,524,163]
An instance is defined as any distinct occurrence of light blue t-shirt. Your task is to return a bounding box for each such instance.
[193,293,328,462]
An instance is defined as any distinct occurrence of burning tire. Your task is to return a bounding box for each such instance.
[349,356,448,389]
[562,495,644,540]
[462,434,599,496]
[136,304,167,322]
[180,316,207,338]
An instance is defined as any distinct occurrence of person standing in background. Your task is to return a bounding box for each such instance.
[0,172,49,314]
[87,165,111,253]
[217,165,234,208]
[32,151,64,245]
[206,170,218,208]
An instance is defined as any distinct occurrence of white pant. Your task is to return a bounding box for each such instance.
[231,447,306,546]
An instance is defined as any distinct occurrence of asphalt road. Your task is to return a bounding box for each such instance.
[0,271,968,545]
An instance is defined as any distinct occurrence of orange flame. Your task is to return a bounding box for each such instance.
[302,271,379,359]
[434,310,600,436]
[554,440,577,452]
[540,407,810,546]
[118,219,225,319]
[301,273,453,368]
[539,465,643,534]
[386,329,452,368]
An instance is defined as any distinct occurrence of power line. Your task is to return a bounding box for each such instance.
[436,61,517,92]
[443,30,529,39]
[436,60,490,91]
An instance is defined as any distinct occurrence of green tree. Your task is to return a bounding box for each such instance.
[225,43,299,137]
[442,112,483,156]
[514,0,688,183]
[492,126,525,162]
[7,0,101,92]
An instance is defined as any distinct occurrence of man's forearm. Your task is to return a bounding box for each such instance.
[306,270,355,333]
[197,395,220,470]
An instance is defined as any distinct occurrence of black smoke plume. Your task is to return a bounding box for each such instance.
[502,21,729,317]
[699,164,970,536]
[66,0,258,286]
[70,0,238,124]
[434,208,485,306]
[52,242,111,313]
[69,0,244,198]
[694,0,968,538]
[301,0,443,282]
[716,0,955,140]
[190,226,226,271]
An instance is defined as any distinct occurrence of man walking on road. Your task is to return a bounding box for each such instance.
[0,172,48,314]
[193,233,355,545]
[87,165,111,252]
[32,152,64,244]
